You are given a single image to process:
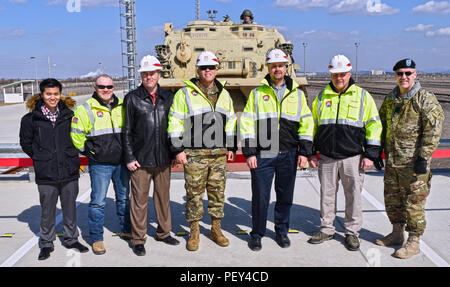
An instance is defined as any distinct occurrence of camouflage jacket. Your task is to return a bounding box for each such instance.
[379,82,444,166]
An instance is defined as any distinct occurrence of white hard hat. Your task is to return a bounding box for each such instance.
[328,54,352,73]
[265,49,289,64]
[196,51,219,66]
[138,55,162,73]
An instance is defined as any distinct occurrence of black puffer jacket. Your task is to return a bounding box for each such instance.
[122,84,174,167]
[20,94,80,185]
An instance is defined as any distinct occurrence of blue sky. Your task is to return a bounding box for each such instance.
[1,0,450,79]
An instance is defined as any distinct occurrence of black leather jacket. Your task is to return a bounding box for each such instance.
[122,84,174,167]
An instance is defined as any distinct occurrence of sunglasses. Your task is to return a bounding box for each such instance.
[396,71,414,77]
[199,65,217,71]
[96,85,114,90]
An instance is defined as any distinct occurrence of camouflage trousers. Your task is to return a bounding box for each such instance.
[184,149,227,222]
[384,164,432,236]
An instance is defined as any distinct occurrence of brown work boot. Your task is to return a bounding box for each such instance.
[210,217,229,247]
[394,235,420,259]
[375,223,405,247]
[186,221,200,251]
[92,241,106,255]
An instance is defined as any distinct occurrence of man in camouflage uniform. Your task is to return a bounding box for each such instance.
[375,59,444,259]
[168,51,237,251]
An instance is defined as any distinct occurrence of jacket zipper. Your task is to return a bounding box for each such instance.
[334,94,342,153]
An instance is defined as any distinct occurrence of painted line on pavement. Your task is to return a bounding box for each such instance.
[0,188,91,267]
[307,175,450,267]
[361,188,450,267]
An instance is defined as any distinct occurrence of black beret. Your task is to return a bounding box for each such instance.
[393,58,416,71]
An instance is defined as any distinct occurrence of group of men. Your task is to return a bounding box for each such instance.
[20,47,444,262]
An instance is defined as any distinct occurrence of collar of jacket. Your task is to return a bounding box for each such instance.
[393,81,421,100]
[31,97,74,121]
[261,74,297,92]
[186,77,226,96]
[136,84,170,101]
[328,77,356,94]
[92,92,119,108]
[26,93,76,112]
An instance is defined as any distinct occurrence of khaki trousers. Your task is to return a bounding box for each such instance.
[318,154,365,237]
[130,166,172,245]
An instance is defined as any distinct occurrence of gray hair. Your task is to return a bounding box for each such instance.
[95,74,113,85]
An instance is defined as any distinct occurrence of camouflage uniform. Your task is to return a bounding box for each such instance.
[184,148,227,222]
[379,82,444,236]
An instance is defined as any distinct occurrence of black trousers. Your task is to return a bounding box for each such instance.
[37,180,80,248]
[250,151,298,239]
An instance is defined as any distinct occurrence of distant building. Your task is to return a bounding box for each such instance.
[371,70,385,76]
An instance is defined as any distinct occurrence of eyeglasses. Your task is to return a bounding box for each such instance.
[396,71,414,77]
[331,72,349,78]
[199,65,217,71]
[96,85,114,90]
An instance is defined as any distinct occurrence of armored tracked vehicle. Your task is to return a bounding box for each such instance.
[155,13,308,111]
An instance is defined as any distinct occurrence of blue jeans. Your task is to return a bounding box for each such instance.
[250,151,298,239]
[88,161,131,242]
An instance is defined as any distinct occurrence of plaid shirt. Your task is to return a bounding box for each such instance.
[41,105,59,126]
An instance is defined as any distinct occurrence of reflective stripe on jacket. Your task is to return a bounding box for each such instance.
[240,75,314,158]
[70,93,124,164]
[168,78,237,154]
[312,80,382,160]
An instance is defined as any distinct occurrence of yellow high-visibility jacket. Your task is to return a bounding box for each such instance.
[311,79,382,160]
[240,75,314,158]
[70,93,124,164]
[168,78,237,155]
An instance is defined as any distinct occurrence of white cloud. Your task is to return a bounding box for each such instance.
[9,0,28,4]
[329,0,399,15]
[426,27,450,36]
[405,24,434,32]
[273,0,333,11]
[47,0,118,7]
[80,67,102,79]
[413,1,450,15]
[0,28,26,38]
[273,0,399,15]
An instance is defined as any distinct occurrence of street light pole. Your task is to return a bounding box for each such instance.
[302,42,308,77]
[354,42,360,82]
[30,56,38,92]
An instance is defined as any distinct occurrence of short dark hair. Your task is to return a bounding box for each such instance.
[39,78,62,94]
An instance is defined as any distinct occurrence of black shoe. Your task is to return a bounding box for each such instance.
[64,241,89,253]
[38,247,54,260]
[248,237,262,251]
[156,235,180,246]
[345,234,360,251]
[133,244,146,256]
[308,231,334,244]
[275,234,291,248]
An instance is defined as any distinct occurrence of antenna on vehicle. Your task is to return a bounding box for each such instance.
[196,0,200,20]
